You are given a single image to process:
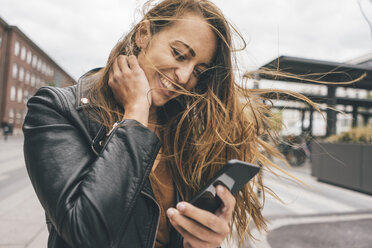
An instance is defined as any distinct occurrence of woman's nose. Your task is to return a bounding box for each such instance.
[175,64,194,85]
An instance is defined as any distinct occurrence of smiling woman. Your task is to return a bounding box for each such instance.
[22,0,285,248]
[110,12,217,110]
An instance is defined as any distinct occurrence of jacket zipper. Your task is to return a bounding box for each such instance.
[141,190,161,248]
[107,121,120,137]
[96,122,121,156]
[104,121,161,248]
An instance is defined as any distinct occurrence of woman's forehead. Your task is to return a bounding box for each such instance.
[160,14,217,63]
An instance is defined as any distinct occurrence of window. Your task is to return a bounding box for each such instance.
[42,62,46,74]
[10,86,16,101]
[8,109,15,124]
[47,66,54,77]
[17,88,23,103]
[31,74,35,87]
[25,71,30,84]
[32,55,37,68]
[14,41,20,56]
[27,51,32,64]
[37,60,42,71]
[12,63,18,78]
[16,110,22,124]
[21,46,26,60]
[19,67,24,82]
[0,32,2,47]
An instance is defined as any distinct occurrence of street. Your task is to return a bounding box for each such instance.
[0,136,372,247]
[0,135,47,248]
[247,162,372,248]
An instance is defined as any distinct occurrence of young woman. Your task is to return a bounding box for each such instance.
[23,0,276,247]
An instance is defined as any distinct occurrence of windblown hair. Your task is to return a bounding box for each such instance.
[86,0,317,245]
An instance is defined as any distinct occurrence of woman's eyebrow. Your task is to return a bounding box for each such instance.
[173,40,196,57]
[172,40,211,68]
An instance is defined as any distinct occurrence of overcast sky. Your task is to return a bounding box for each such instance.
[1,0,371,80]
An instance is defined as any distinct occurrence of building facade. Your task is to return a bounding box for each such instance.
[259,54,372,137]
[0,17,76,134]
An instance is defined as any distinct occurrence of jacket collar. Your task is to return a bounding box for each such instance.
[74,68,106,144]
[76,67,103,110]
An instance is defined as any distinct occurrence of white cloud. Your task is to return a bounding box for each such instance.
[0,0,371,80]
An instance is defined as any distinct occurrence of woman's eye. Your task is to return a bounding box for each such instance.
[172,48,186,61]
[193,69,202,77]
[193,68,207,78]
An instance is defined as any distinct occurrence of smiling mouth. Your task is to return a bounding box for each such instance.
[158,74,176,96]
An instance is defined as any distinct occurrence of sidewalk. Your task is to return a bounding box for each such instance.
[0,135,48,248]
[0,185,48,248]
[246,161,372,248]
[266,212,372,248]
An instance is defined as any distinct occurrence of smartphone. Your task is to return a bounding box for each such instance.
[189,159,260,213]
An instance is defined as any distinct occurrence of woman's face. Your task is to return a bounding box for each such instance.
[136,13,217,107]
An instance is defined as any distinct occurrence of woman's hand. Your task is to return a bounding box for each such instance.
[108,55,151,126]
[167,185,236,248]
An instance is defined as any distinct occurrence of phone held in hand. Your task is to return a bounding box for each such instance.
[189,159,260,213]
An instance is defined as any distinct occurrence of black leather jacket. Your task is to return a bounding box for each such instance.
[23,72,183,248]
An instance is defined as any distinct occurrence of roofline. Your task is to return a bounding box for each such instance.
[9,26,76,82]
[345,52,372,65]
[257,55,372,90]
[264,55,372,71]
[1,16,75,82]
[0,16,9,27]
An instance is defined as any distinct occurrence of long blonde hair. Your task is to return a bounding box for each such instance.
[86,0,310,245]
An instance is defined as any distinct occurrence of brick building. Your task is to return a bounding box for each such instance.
[0,17,76,134]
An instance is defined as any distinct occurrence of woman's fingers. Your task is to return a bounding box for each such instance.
[107,55,151,124]
[117,55,130,72]
[167,185,236,247]
[167,209,224,247]
[127,55,140,70]
[215,185,236,221]
[109,58,121,84]
[170,220,210,248]
[169,208,220,241]
[115,54,140,72]
[172,201,228,234]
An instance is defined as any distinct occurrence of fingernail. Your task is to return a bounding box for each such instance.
[177,203,186,211]
[167,208,175,217]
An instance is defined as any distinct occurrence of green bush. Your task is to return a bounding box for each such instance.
[326,125,372,143]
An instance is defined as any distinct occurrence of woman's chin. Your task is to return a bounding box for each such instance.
[151,97,168,107]
[151,91,176,107]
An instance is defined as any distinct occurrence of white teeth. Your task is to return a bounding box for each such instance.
[160,76,175,91]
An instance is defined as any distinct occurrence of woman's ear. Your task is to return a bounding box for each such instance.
[135,20,151,50]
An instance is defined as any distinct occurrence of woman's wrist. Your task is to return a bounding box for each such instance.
[123,106,150,127]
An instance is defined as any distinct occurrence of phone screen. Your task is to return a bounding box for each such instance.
[192,173,235,212]
[189,160,260,213]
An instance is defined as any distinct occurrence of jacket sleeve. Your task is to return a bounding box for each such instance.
[23,87,161,247]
